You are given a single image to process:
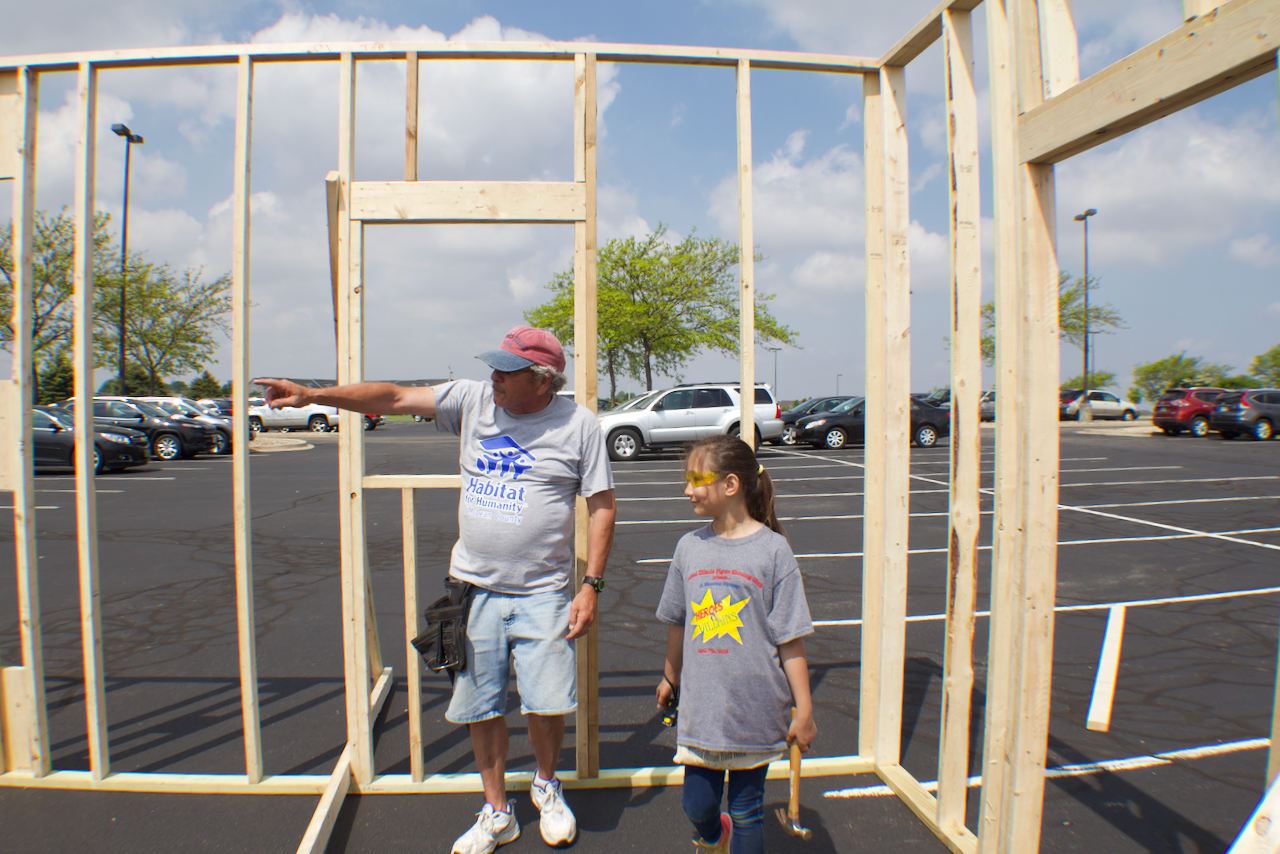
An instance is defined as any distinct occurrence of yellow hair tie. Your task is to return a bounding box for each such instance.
[758,463,765,475]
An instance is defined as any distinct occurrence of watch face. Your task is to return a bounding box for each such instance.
[584,577,605,592]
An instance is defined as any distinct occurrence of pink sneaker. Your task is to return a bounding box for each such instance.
[692,813,731,852]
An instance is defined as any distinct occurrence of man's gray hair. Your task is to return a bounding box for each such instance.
[531,364,568,394]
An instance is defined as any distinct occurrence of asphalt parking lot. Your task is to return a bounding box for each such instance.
[1,419,1278,853]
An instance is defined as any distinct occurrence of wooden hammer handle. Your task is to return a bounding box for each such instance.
[788,707,801,818]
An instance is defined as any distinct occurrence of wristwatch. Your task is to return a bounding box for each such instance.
[581,576,606,593]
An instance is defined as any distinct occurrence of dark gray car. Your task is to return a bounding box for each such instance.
[1209,389,1280,440]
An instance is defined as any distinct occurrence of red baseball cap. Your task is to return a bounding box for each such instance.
[477,325,566,373]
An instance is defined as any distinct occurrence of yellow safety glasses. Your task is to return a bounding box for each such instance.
[684,470,723,488]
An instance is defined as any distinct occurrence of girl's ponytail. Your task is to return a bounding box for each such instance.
[683,434,786,537]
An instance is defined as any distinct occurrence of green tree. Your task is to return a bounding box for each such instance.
[94,262,232,395]
[1130,352,1233,403]
[98,364,160,395]
[219,380,234,396]
[526,224,798,395]
[38,349,75,404]
[1221,374,1263,390]
[0,208,114,402]
[1060,371,1116,390]
[188,370,223,399]
[979,272,1125,365]
[1250,344,1280,385]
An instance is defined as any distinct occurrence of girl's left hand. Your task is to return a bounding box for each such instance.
[787,712,818,753]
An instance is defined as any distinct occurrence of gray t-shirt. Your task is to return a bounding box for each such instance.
[656,524,813,753]
[433,380,614,594]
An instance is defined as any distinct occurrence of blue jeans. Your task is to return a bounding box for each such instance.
[682,764,769,854]
[445,587,576,723]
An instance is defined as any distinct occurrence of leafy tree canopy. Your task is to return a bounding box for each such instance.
[1250,344,1280,386]
[979,272,1125,365]
[526,224,798,398]
[1129,353,1232,403]
[188,370,224,399]
[1060,371,1117,390]
[94,262,232,395]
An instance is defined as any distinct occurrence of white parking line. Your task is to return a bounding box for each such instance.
[0,505,60,510]
[812,582,1280,627]
[39,489,124,493]
[634,525,1280,564]
[822,738,1267,799]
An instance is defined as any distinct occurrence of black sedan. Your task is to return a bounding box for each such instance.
[61,398,216,461]
[795,397,950,449]
[773,395,853,445]
[34,406,151,474]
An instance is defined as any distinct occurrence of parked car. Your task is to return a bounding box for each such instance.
[198,398,233,418]
[795,397,951,449]
[247,400,341,434]
[1059,389,1138,421]
[774,396,853,445]
[33,406,151,474]
[979,390,997,422]
[364,413,385,431]
[1209,389,1280,440]
[596,382,783,461]
[60,398,216,461]
[1152,387,1227,437]
[120,396,233,455]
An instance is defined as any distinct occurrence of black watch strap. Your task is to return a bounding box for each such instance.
[582,576,605,593]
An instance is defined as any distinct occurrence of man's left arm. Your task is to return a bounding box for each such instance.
[566,489,616,640]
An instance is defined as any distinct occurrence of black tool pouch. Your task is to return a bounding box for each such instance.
[411,578,475,682]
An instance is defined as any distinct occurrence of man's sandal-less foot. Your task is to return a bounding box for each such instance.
[451,800,520,854]
[531,775,578,846]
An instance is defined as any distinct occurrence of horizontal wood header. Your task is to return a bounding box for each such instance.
[363,474,462,489]
[350,181,586,224]
[0,41,878,74]
[1019,0,1280,163]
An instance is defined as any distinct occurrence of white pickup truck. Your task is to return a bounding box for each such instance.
[247,400,342,433]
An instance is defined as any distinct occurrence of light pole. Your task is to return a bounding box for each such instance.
[836,373,843,396]
[111,123,144,396]
[1073,208,1097,421]
[765,346,781,400]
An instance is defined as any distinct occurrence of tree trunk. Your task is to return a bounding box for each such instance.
[643,341,654,391]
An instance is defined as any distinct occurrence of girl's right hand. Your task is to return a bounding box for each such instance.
[656,677,675,708]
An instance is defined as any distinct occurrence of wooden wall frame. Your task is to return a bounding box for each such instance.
[4,4,1280,851]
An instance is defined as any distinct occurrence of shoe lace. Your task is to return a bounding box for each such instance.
[536,779,568,815]
[477,807,507,835]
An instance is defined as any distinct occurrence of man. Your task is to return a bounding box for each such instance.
[255,325,616,854]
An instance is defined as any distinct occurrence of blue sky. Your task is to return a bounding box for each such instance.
[3,0,1278,401]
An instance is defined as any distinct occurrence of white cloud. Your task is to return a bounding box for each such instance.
[1229,234,1280,269]
[708,132,862,255]
[1056,110,1280,267]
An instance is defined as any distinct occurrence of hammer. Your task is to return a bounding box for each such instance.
[775,708,812,840]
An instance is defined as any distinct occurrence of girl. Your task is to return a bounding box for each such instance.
[655,435,816,854]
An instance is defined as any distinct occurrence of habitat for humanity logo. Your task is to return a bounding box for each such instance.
[476,435,536,479]
[465,435,535,525]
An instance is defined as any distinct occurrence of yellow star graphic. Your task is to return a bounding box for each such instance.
[689,589,751,644]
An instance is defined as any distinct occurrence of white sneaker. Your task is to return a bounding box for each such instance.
[451,800,520,854]
[530,774,578,847]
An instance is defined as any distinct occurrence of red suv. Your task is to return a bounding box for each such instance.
[1152,387,1226,437]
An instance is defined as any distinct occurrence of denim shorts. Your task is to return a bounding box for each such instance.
[445,586,577,723]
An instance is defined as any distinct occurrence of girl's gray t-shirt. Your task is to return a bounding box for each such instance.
[656,524,813,753]
[433,380,614,594]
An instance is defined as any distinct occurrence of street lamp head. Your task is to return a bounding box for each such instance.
[1073,208,1097,221]
[111,124,144,144]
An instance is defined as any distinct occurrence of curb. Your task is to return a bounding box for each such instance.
[248,436,314,453]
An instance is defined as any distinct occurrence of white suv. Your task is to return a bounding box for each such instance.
[597,382,783,461]
[247,400,342,433]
